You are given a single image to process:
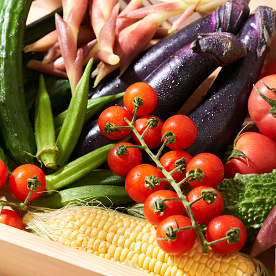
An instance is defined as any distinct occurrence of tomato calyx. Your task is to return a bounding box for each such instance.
[254,82,276,117]
[185,167,205,183]
[162,131,176,146]
[104,122,131,136]
[190,188,218,204]
[144,175,168,189]
[207,227,241,247]
[170,157,187,174]
[153,197,181,216]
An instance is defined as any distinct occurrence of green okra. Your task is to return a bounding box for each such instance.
[54,92,125,135]
[34,74,59,168]
[31,185,133,209]
[55,58,93,168]
[45,135,131,193]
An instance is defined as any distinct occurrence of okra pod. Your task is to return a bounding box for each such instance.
[34,74,59,168]
[55,58,93,168]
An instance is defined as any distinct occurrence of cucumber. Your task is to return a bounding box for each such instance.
[31,185,134,209]
[0,0,37,165]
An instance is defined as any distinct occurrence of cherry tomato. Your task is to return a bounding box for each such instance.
[98,106,132,140]
[248,75,276,141]
[143,190,183,226]
[224,132,276,179]
[161,115,197,150]
[186,153,224,188]
[156,215,197,255]
[0,159,8,189]
[8,164,46,202]
[124,82,157,117]
[107,142,142,177]
[160,150,192,184]
[206,215,247,254]
[0,209,23,230]
[186,186,224,225]
[132,115,163,149]
[125,164,166,203]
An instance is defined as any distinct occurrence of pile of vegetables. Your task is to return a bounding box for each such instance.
[0,0,276,275]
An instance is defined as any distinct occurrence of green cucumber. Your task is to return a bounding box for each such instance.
[31,185,133,209]
[0,0,37,165]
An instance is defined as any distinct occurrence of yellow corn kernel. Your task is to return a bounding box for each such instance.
[23,206,258,276]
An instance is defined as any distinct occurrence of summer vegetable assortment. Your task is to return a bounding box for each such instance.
[0,0,276,276]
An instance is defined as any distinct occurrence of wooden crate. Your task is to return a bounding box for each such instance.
[0,0,275,275]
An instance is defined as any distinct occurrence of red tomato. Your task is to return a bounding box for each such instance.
[0,209,23,230]
[125,164,166,203]
[143,190,183,226]
[124,82,157,117]
[186,186,224,225]
[186,153,224,188]
[259,61,276,79]
[224,132,276,179]
[0,159,8,189]
[248,75,276,141]
[8,164,46,202]
[107,142,142,177]
[132,115,163,149]
[206,215,247,254]
[160,150,192,184]
[98,106,132,140]
[161,115,197,150]
[156,215,197,255]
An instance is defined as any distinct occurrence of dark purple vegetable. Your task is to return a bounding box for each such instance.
[88,0,249,99]
[185,6,276,160]
[73,33,247,158]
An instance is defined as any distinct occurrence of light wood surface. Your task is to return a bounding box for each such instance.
[0,0,275,275]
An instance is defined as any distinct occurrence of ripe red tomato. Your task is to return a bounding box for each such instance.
[0,209,23,230]
[248,75,276,141]
[98,106,132,140]
[160,150,192,184]
[161,115,197,150]
[132,115,163,149]
[143,190,183,226]
[186,153,224,188]
[206,215,247,254]
[156,215,197,255]
[186,186,224,225]
[107,142,142,177]
[224,132,276,179]
[125,164,166,203]
[0,159,8,189]
[124,82,157,117]
[8,164,46,202]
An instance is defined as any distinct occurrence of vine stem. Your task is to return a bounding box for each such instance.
[124,117,209,253]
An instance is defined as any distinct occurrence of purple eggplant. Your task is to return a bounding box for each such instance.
[185,6,276,160]
[88,0,249,99]
[72,32,247,158]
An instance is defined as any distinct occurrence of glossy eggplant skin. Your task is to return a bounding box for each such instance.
[73,33,247,158]
[185,6,276,160]
[88,0,249,99]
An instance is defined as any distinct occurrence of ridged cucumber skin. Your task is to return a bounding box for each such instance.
[217,170,276,229]
[0,0,37,165]
[31,185,134,209]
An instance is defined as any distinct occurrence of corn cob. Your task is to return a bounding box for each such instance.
[23,206,258,276]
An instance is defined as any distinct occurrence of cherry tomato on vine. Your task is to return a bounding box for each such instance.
[124,82,157,117]
[143,190,183,226]
[0,209,23,230]
[186,153,224,188]
[248,74,276,141]
[8,164,46,202]
[0,159,8,189]
[132,115,163,149]
[156,215,197,255]
[160,150,192,184]
[125,164,166,203]
[206,215,247,254]
[186,186,224,225]
[161,115,197,150]
[107,142,142,177]
[224,132,276,179]
[98,106,132,140]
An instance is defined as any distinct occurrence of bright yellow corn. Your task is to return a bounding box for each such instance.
[23,206,258,276]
